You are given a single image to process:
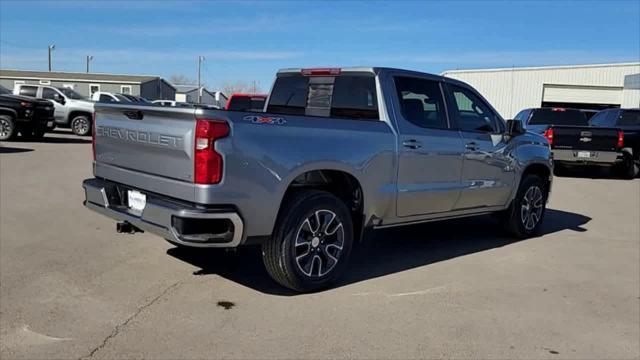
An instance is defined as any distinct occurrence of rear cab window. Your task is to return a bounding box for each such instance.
[528,108,588,126]
[227,95,266,112]
[266,69,379,120]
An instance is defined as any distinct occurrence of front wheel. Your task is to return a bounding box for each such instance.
[502,174,549,239]
[70,115,91,136]
[262,190,354,293]
[0,115,16,141]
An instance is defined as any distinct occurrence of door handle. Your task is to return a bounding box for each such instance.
[402,139,422,149]
[465,142,478,151]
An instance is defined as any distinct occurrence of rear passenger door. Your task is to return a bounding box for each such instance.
[444,83,516,210]
[393,76,465,217]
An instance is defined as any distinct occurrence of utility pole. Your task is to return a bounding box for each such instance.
[197,56,204,103]
[86,55,93,73]
[48,44,55,72]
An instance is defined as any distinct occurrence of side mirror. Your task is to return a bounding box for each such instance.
[505,119,525,137]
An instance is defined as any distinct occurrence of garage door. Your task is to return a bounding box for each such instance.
[542,84,622,105]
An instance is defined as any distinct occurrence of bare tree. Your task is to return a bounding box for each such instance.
[169,74,197,85]
[220,80,262,95]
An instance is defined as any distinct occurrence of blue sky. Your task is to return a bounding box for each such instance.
[1,0,638,91]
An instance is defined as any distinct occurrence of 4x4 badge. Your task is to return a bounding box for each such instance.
[243,115,286,125]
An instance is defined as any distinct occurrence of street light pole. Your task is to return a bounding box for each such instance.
[86,55,93,73]
[197,56,204,103]
[48,44,55,71]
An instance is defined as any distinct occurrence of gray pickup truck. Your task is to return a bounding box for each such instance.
[83,67,553,292]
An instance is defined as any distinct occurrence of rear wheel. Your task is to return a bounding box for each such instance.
[502,174,549,239]
[0,115,16,141]
[619,154,638,179]
[262,190,354,292]
[71,115,91,136]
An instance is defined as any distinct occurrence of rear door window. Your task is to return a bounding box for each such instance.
[394,76,448,129]
[266,73,379,120]
[528,108,588,126]
[19,86,38,97]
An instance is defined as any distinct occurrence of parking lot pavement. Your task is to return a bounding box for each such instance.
[1,130,639,359]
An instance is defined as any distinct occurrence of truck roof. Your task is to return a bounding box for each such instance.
[276,66,471,88]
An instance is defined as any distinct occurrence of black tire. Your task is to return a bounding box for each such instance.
[70,115,91,136]
[502,174,549,239]
[619,155,638,179]
[0,115,16,141]
[262,190,354,292]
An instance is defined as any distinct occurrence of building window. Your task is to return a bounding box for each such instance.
[39,80,51,85]
[89,84,100,97]
[121,85,132,95]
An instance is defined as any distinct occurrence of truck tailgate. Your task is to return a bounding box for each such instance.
[553,126,619,151]
[94,104,196,182]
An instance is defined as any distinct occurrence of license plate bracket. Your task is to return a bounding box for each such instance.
[127,190,146,213]
[577,151,592,159]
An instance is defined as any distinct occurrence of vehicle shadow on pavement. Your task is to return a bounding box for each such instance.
[555,166,635,180]
[0,146,34,154]
[167,208,591,296]
[19,136,91,144]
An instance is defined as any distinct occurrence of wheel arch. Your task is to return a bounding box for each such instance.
[0,107,18,119]
[275,166,367,241]
[67,110,92,122]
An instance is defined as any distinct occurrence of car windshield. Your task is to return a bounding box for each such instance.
[0,85,10,95]
[59,88,85,100]
[528,108,588,126]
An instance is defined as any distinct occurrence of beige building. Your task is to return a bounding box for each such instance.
[442,62,640,119]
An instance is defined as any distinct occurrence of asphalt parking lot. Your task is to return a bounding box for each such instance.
[1,130,639,359]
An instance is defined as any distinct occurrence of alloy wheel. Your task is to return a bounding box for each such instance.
[0,118,12,139]
[73,118,89,135]
[294,209,345,277]
[521,185,544,230]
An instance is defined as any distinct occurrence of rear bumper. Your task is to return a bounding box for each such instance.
[552,149,623,165]
[82,178,244,248]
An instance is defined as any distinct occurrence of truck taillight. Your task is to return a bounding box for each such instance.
[194,119,229,184]
[92,112,96,161]
[617,130,624,148]
[544,128,554,145]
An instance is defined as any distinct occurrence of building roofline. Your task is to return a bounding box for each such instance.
[0,68,163,79]
[441,62,640,75]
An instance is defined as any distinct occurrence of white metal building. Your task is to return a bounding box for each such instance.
[442,62,640,119]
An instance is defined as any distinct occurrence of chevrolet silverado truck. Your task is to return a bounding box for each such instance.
[0,85,54,140]
[14,84,94,136]
[83,67,553,292]
[515,107,629,176]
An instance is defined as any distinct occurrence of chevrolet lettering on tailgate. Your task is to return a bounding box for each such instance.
[96,125,183,148]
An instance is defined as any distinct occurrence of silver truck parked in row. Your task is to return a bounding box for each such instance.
[83,67,553,292]
[14,84,94,136]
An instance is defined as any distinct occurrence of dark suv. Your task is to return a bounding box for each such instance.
[0,85,54,141]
